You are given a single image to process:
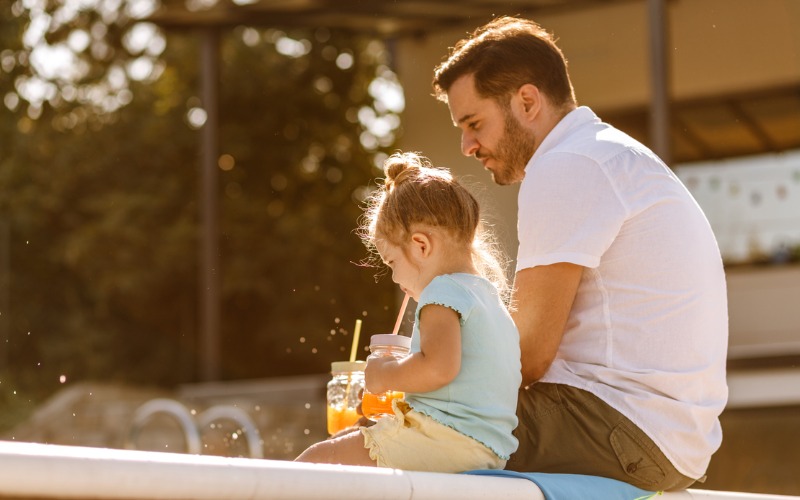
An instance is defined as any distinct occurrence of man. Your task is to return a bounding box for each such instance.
[432,16,728,491]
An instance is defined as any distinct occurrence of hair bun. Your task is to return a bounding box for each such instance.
[383,152,426,191]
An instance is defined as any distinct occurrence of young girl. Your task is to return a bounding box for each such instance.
[295,151,521,473]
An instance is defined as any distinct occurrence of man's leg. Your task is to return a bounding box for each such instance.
[506,383,697,492]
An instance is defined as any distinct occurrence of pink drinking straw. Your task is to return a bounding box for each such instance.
[391,293,410,335]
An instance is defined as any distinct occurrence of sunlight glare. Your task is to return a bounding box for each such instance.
[4,92,20,111]
[29,44,79,80]
[67,29,90,53]
[369,72,404,113]
[335,52,353,70]
[126,56,153,81]
[22,11,50,48]
[124,22,161,55]
[275,37,311,58]
[126,0,157,19]
[187,107,208,129]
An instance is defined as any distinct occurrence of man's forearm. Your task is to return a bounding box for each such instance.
[511,262,584,386]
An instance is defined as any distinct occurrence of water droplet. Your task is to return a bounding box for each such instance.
[304,403,311,409]
[59,375,66,383]
[299,337,306,343]
[334,317,340,324]
[303,429,310,435]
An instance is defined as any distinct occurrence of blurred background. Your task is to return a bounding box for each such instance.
[1,0,798,495]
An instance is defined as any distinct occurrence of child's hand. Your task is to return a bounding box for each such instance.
[364,356,394,394]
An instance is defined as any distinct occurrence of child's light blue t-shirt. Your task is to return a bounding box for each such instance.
[405,273,522,459]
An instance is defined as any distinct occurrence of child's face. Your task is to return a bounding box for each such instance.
[376,239,424,301]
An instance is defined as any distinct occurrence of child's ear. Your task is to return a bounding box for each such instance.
[410,232,431,258]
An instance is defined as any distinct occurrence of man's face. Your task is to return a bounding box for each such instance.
[446,74,536,185]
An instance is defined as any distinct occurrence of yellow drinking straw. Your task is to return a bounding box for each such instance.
[350,319,362,362]
[343,319,363,422]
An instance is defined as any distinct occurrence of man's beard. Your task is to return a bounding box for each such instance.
[480,111,537,186]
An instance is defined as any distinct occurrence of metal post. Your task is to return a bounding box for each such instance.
[0,220,8,370]
[648,0,671,165]
[199,27,221,381]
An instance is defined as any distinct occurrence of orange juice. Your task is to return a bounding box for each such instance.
[326,405,361,435]
[361,390,404,421]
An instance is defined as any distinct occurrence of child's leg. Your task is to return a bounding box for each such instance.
[295,429,376,466]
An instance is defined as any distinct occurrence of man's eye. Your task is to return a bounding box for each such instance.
[468,121,478,130]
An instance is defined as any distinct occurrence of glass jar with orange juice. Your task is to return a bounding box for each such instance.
[326,361,366,435]
[362,334,411,421]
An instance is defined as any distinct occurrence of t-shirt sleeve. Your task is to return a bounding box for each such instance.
[416,276,474,326]
[516,151,628,272]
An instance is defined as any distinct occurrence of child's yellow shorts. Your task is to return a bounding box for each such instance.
[360,399,505,473]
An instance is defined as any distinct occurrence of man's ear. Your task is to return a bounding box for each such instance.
[516,83,542,122]
[410,232,432,259]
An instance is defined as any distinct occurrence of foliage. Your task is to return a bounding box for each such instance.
[0,0,400,427]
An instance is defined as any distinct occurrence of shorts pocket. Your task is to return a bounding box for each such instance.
[609,421,666,488]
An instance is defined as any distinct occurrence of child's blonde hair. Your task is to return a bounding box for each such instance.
[359,151,511,303]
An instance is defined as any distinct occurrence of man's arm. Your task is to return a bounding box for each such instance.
[512,262,584,386]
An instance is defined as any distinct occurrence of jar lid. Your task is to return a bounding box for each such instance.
[369,334,412,349]
[331,360,366,373]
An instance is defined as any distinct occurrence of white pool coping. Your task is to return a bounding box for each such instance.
[0,440,796,500]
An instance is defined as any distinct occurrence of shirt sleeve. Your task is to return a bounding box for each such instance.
[516,151,628,272]
[416,276,474,326]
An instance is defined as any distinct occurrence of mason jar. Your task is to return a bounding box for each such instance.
[326,360,366,435]
[361,334,411,421]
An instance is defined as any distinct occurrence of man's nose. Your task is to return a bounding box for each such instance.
[461,132,479,157]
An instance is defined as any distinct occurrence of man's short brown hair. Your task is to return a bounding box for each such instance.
[433,16,576,109]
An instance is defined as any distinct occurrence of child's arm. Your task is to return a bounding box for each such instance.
[365,304,461,394]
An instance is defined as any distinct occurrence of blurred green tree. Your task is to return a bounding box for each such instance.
[0,0,400,429]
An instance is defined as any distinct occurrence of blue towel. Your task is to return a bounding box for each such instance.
[465,470,660,500]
